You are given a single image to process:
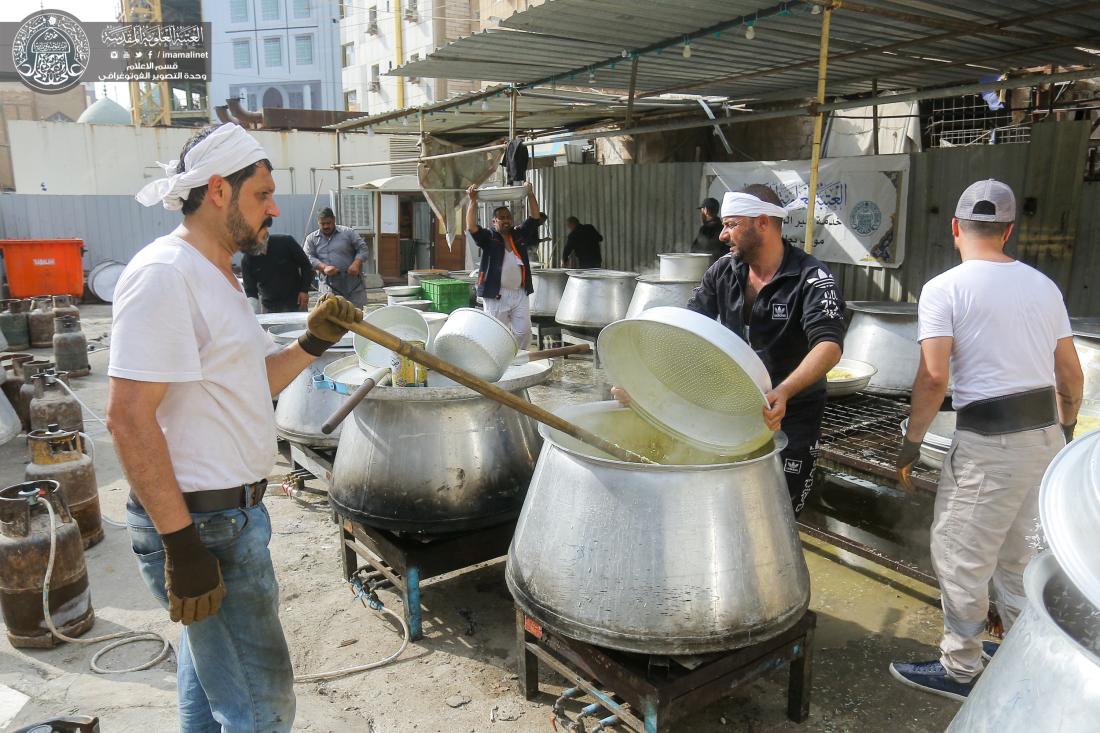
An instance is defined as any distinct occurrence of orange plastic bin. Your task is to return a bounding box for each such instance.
[0,239,85,300]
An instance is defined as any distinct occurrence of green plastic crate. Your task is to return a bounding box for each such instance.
[421,278,471,314]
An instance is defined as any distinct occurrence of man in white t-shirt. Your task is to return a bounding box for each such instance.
[889,179,1083,701]
[111,122,362,732]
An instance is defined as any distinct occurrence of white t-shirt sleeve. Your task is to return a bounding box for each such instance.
[1045,281,1073,341]
[108,263,204,382]
[917,280,954,341]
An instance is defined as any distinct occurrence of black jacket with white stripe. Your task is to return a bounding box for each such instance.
[687,241,847,403]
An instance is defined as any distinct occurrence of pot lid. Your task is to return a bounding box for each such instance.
[1040,429,1100,609]
[658,252,710,259]
[87,261,126,303]
[847,300,918,316]
[598,306,773,456]
[1071,317,1100,340]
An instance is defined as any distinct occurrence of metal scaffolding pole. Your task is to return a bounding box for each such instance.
[804,5,833,255]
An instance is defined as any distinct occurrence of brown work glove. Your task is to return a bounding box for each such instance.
[895,438,922,492]
[299,294,363,356]
[162,523,226,625]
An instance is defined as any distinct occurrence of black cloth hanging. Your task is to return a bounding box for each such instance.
[501,137,530,183]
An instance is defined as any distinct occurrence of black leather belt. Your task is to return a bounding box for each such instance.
[956,386,1057,436]
[129,481,268,514]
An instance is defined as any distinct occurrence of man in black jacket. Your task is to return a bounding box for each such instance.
[466,182,542,349]
[691,197,725,265]
[686,185,845,514]
[241,234,313,313]
[562,216,603,268]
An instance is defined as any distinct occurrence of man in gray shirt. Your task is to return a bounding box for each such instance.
[304,207,370,307]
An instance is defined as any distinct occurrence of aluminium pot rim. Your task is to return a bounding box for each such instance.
[635,275,700,285]
[1026,552,1100,668]
[565,269,639,280]
[537,400,788,471]
[847,300,918,316]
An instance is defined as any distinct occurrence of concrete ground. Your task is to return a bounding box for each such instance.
[1,304,960,732]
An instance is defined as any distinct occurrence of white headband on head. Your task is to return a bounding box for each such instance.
[135,123,269,211]
[720,192,791,220]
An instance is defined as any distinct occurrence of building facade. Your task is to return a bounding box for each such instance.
[340,0,478,116]
[204,0,342,117]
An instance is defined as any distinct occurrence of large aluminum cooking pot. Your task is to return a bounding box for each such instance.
[948,552,1100,731]
[1072,317,1100,405]
[529,269,570,318]
[843,301,919,396]
[624,276,696,318]
[658,252,711,281]
[326,356,551,532]
[270,325,353,447]
[507,401,808,655]
[555,270,638,330]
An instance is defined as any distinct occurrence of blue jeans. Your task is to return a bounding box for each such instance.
[127,500,296,733]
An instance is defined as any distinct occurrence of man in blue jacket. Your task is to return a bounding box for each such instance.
[466,182,543,350]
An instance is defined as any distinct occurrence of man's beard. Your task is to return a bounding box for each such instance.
[228,203,272,256]
[732,227,763,264]
[496,223,514,235]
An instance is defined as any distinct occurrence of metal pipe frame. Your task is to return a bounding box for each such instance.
[804,6,832,254]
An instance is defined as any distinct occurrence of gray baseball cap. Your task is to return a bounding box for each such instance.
[955,179,1016,222]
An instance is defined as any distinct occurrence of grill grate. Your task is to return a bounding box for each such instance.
[819,393,940,492]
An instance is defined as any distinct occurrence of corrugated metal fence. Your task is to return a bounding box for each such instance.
[529,163,703,273]
[0,193,326,269]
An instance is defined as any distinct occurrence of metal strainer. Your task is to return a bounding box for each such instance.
[598,307,773,456]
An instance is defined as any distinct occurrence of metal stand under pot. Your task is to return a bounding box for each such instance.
[517,608,816,733]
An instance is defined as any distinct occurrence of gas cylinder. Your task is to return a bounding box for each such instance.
[51,294,80,323]
[29,371,83,435]
[1,299,31,351]
[17,360,54,432]
[2,353,33,409]
[0,480,95,648]
[28,297,55,348]
[25,426,101,548]
[53,316,90,378]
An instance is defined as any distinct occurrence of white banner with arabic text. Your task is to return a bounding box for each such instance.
[705,155,909,268]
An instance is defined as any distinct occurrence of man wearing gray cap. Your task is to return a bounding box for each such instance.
[890,179,1083,700]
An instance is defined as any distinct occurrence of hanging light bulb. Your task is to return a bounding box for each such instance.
[682,41,692,59]
[402,116,409,126]
[745,22,756,40]
[481,99,489,111]
[367,125,374,136]
[811,3,822,14]
[621,49,628,58]
[588,70,596,84]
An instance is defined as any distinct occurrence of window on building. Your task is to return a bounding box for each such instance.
[230,0,248,22]
[248,94,257,110]
[289,90,304,109]
[233,39,251,69]
[370,64,380,92]
[342,42,355,68]
[260,0,280,21]
[264,37,283,67]
[368,6,378,32]
[293,0,312,18]
[295,35,314,65]
[344,90,359,112]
